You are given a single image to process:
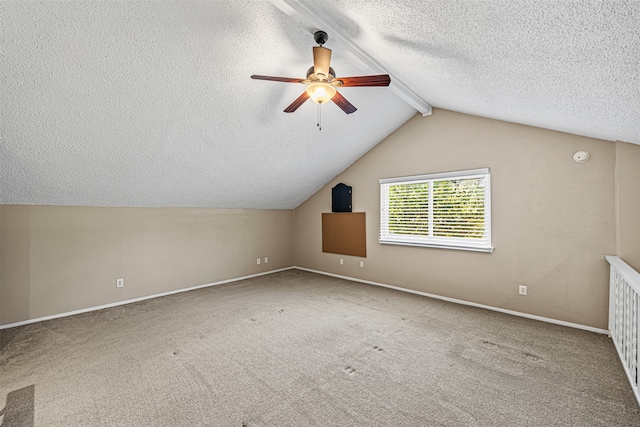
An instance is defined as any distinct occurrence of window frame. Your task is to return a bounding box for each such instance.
[379,168,493,253]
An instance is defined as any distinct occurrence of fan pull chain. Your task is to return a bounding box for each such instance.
[317,103,322,131]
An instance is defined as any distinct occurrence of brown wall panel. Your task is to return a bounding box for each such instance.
[322,213,366,257]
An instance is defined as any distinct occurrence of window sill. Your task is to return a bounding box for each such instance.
[379,240,494,253]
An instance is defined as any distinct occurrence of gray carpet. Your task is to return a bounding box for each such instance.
[1,269,638,426]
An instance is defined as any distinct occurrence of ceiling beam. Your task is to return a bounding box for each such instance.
[269,0,432,116]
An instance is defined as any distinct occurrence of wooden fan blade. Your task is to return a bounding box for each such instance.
[332,91,357,114]
[333,74,391,87]
[313,46,332,78]
[251,75,304,83]
[284,92,310,113]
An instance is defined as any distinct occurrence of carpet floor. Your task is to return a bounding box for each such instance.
[1,269,639,426]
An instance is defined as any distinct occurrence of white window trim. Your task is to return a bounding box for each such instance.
[379,168,493,253]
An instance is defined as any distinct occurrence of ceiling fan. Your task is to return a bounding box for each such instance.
[251,31,391,129]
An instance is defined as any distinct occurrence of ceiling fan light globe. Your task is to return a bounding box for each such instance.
[306,82,336,104]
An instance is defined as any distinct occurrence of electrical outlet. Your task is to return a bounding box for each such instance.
[339,258,344,265]
[257,258,261,265]
[116,278,124,288]
[264,257,269,264]
[360,261,364,268]
[519,285,527,296]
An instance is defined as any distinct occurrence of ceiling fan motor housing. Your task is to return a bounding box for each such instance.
[307,66,335,80]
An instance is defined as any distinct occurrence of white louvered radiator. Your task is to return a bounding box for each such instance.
[606,255,640,406]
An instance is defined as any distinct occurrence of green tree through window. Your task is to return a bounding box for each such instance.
[388,182,429,236]
[432,178,485,238]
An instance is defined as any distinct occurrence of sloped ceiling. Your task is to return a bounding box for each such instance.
[1,1,638,209]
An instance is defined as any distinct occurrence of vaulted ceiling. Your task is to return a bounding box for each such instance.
[2,1,638,209]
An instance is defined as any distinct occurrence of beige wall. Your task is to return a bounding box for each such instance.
[1,113,636,331]
[0,206,294,326]
[615,141,640,271]
[295,109,617,329]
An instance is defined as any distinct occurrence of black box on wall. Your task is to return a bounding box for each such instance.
[332,183,352,212]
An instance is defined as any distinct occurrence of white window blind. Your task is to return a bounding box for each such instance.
[380,168,493,252]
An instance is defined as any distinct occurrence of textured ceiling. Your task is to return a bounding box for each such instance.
[1,1,638,209]
[317,0,640,144]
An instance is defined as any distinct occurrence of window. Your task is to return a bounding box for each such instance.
[380,168,492,252]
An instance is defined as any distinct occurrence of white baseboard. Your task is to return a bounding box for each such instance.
[294,266,609,335]
[2,266,608,335]
[0,267,295,330]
